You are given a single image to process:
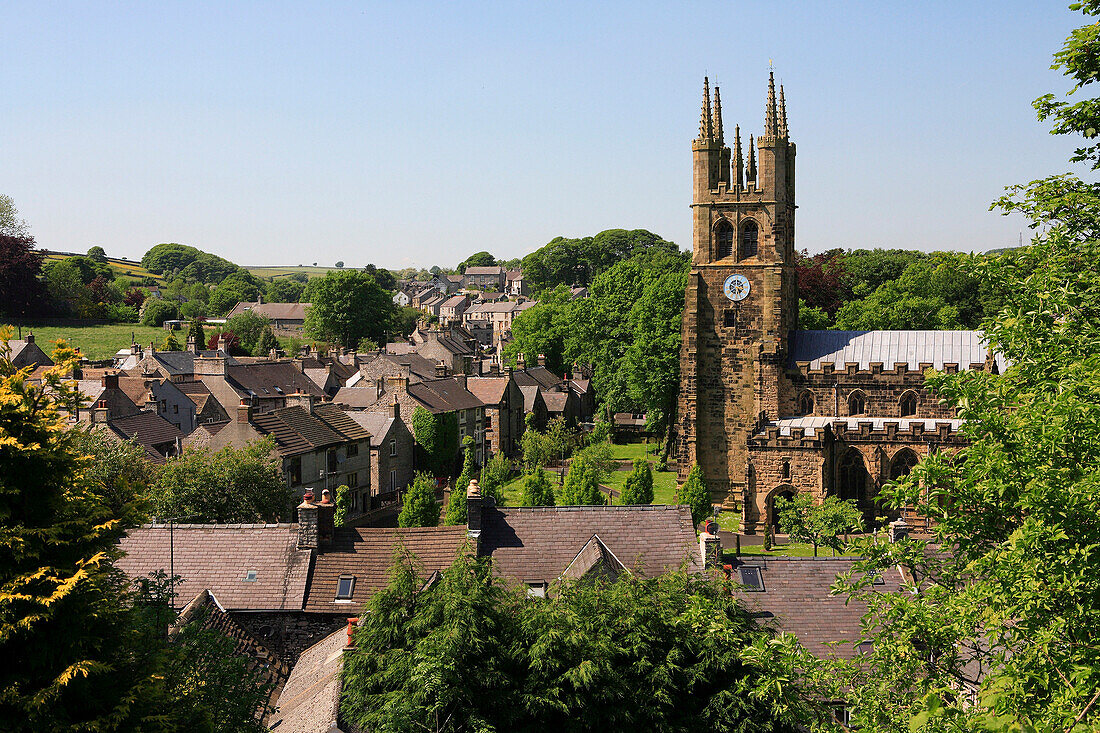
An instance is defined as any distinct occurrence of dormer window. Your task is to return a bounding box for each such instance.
[336,575,355,600]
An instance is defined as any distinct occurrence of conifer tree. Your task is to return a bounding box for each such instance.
[520,469,555,506]
[559,450,605,506]
[676,463,710,527]
[0,331,161,730]
[162,331,182,351]
[619,458,654,505]
[186,318,206,351]
[444,437,476,525]
[398,472,440,528]
[253,326,279,357]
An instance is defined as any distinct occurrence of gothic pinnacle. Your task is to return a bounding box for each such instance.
[764,71,778,137]
[733,124,743,186]
[747,134,757,183]
[699,76,713,141]
[778,84,788,138]
[713,85,724,144]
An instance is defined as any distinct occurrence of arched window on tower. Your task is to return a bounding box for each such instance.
[798,391,814,416]
[781,459,791,480]
[848,390,866,416]
[715,220,734,259]
[838,449,868,503]
[899,391,917,417]
[890,449,919,480]
[739,219,759,259]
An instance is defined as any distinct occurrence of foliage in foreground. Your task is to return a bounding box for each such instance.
[774,493,863,557]
[341,550,812,732]
[398,472,440,528]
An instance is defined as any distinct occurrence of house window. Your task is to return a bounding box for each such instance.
[328,449,338,473]
[173,404,178,414]
[739,220,758,259]
[347,442,358,458]
[526,582,547,598]
[715,220,734,259]
[899,391,917,417]
[289,457,302,486]
[390,469,397,491]
[389,439,397,457]
[738,566,764,591]
[459,410,467,425]
[336,575,355,600]
[348,473,359,489]
[848,391,866,416]
[798,391,814,416]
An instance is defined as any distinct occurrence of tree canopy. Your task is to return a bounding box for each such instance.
[302,269,395,348]
[520,228,680,294]
[398,473,441,528]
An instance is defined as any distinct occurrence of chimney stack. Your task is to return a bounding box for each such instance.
[699,519,721,570]
[465,479,483,538]
[102,372,119,390]
[392,394,401,420]
[186,334,198,354]
[516,353,526,370]
[285,392,314,412]
[297,491,319,549]
[435,360,447,378]
[92,399,109,424]
[25,333,34,344]
[889,517,909,543]
[537,353,546,367]
[237,399,252,424]
[317,488,336,548]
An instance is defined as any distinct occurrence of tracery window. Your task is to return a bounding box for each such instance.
[890,449,919,480]
[848,391,866,416]
[838,449,868,503]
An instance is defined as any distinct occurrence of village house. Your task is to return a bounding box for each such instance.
[462,265,506,291]
[466,367,526,458]
[118,375,197,434]
[438,294,470,326]
[346,401,415,511]
[226,299,311,332]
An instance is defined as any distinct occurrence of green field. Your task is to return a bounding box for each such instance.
[728,543,860,559]
[43,252,165,285]
[3,322,168,361]
[244,265,340,280]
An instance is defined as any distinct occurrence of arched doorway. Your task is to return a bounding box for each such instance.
[767,485,797,533]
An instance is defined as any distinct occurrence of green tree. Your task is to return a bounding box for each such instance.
[335,260,344,268]
[619,459,654,505]
[186,319,206,351]
[140,298,179,327]
[774,493,863,557]
[458,250,496,272]
[0,233,47,318]
[253,326,279,357]
[520,424,550,473]
[264,277,304,303]
[559,448,605,506]
[224,310,270,355]
[151,438,292,523]
[303,269,395,348]
[411,406,459,477]
[162,331,182,351]
[809,10,1100,728]
[334,484,350,527]
[207,270,263,316]
[676,463,710,528]
[398,472,440,528]
[444,437,476,525]
[0,332,162,730]
[86,245,107,262]
[479,453,509,506]
[520,469,555,506]
[341,550,812,731]
[0,194,31,237]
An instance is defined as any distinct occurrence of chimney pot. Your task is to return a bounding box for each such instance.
[237,401,253,424]
[345,617,358,649]
[25,333,34,344]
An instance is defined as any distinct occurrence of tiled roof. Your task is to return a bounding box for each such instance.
[303,526,468,613]
[758,416,964,438]
[117,524,311,611]
[518,385,542,413]
[333,386,382,409]
[408,378,484,414]
[542,391,570,413]
[479,505,700,584]
[730,557,904,660]
[788,330,1003,371]
[227,301,310,321]
[312,403,372,441]
[108,411,182,448]
[512,366,561,390]
[346,412,395,446]
[226,362,325,399]
[464,266,504,276]
[175,380,216,410]
[440,295,468,308]
[267,626,346,732]
[465,376,509,405]
[252,406,347,457]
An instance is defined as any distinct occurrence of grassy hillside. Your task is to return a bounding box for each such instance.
[42,251,165,284]
[244,265,340,280]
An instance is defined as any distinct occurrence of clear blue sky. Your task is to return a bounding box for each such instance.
[1,1,1088,269]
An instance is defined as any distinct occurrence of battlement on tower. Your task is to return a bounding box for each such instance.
[788,360,986,379]
[749,416,967,449]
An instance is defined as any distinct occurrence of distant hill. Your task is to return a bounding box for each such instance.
[41,250,165,284]
[242,265,340,280]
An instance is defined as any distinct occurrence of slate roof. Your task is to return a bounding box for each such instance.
[332,385,382,409]
[730,557,904,660]
[346,412,396,447]
[759,416,964,437]
[408,378,484,413]
[519,385,542,413]
[542,391,570,414]
[440,295,468,309]
[512,366,561,390]
[266,626,346,733]
[251,404,370,457]
[788,330,1004,371]
[108,411,182,452]
[227,301,310,321]
[464,266,505,276]
[226,362,325,399]
[175,379,216,411]
[303,526,469,613]
[143,349,230,377]
[117,524,311,611]
[466,376,510,405]
[478,505,700,584]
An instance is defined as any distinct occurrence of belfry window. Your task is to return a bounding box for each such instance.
[715,220,734,259]
[739,220,758,259]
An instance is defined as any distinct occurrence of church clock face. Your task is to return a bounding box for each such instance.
[723,274,750,302]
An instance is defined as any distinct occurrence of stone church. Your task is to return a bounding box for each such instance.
[675,74,1002,534]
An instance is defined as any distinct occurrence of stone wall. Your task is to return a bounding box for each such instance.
[231,611,346,666]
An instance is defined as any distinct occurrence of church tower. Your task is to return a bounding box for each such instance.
[676,73,798,532]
